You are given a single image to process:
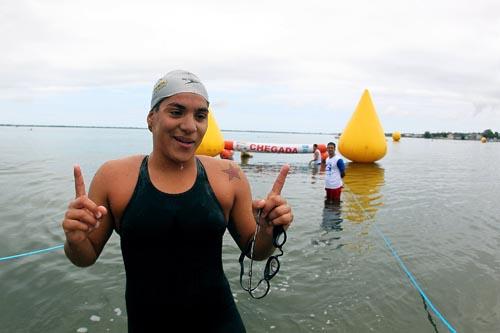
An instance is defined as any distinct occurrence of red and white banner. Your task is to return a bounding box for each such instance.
[224,141,324,154]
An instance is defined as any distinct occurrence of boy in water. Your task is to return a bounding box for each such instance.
[324,142,345,202]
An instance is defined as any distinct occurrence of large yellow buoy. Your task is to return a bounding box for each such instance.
[481,137,487,143]
[392,131,401,142]
[338,90,387,162]
[196,109,224,156]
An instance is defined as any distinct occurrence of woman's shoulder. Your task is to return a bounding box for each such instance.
[195,155,247,217]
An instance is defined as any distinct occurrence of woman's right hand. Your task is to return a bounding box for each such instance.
[62,165,107,244]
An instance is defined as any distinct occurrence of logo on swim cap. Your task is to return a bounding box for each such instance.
[153,78,167,94]
[182,77,200,85]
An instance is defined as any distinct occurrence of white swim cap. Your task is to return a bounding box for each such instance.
[150,70,209,110]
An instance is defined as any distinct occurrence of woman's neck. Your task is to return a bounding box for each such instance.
[147,152,198,194]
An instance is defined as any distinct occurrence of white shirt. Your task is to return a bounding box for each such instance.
[313,149,322,165]
[325,155,343,189]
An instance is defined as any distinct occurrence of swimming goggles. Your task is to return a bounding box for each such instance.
[239,209,287,299]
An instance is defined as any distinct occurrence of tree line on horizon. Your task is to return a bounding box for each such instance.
[422,129,498,140]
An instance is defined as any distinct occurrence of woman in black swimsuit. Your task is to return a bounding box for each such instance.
[62,70,294,332]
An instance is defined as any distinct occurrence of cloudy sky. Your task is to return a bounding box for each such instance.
[1,0,499,133]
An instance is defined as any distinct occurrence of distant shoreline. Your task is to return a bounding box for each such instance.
[1,123,496,141]
[0,123,337,135]
[0,123,146,130]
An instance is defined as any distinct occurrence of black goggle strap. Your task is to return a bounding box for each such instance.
[240,211,287,298]
[248,211,262,289]
[264,256,279,279]
[239,210,261,291]
[250,279,270,299]
[239,237,253,289]
[273,225,287,248]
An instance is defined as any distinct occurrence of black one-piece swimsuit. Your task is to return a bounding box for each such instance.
[118,156,246,333]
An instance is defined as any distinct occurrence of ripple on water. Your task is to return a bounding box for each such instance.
[2,131,500,332]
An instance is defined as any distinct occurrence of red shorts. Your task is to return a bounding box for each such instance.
[325,187,342,201]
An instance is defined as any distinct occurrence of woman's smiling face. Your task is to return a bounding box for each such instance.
[148,92,209,164]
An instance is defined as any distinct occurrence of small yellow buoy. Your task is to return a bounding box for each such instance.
[196,108,225,156]
[338,89,387,163]
[481,137,487,143]
[392,131,401,142]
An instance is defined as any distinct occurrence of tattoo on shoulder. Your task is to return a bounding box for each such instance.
[222,164,240,181]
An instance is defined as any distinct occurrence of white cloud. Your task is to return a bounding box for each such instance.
[0,0,499,132]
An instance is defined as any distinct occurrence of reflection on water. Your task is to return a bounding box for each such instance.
[321,200,343,231]
[310,162,324,184]
[313,162,384,248]
[342,162,385,223]
[240,154,251,166]
[239,162,285,175]
[421,295,440,333]
[313,199,345,247]
[240,155,250,166]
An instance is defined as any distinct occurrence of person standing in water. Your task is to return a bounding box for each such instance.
[310,143,322,166]
[61,70,294,332]
[324,142,345,202]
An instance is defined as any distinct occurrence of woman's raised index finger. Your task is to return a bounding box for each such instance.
[269,164,290,195]
[73,164,86,198]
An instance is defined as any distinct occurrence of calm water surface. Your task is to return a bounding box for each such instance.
[1,126,499,332]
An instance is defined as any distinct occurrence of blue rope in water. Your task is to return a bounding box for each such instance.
[0,244,64,262]
[0,190,457,332]
[373,226,457,333]
[344,187,457,333]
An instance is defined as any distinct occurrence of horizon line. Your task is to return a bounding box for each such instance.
[0,123,488,135]
[0,123,337,135]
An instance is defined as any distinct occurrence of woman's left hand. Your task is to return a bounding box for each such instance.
[252,165,293,231]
